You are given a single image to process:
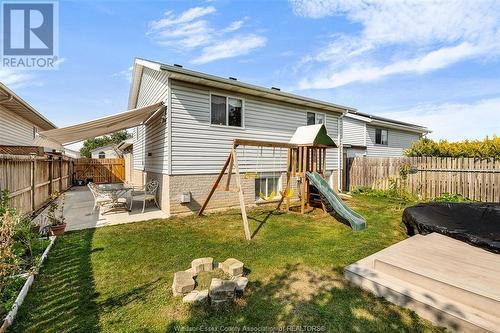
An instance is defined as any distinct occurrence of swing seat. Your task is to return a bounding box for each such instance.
[280,188,295,198]
[259,191,276,201]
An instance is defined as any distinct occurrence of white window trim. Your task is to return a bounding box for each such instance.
[375,128,389,146]
[209,92,245,128]
[305,111,327,128]
[255,174,282,203]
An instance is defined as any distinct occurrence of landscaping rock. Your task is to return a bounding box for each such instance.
[233,276,248,291]
[172,271,195,296]
[209,278,236,304]
[221,258,244,277]
[191,257,214,273]
[182,290,209,303]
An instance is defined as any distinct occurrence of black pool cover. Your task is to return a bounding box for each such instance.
[403,202,500,253]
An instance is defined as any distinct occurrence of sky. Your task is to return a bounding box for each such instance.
[2,0,499,150]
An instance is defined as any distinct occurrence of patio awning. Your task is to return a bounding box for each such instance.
[38,102,164,145]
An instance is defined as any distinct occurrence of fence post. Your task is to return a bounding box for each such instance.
[59,157,63,192]
[48,157,53,196]
[31,157,36,211]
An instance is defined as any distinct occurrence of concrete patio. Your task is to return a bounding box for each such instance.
[56,186,168,231]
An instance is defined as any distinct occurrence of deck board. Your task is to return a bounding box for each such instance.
[345,233,500,332]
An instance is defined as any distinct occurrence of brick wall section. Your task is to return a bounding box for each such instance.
[132,169,145,187]
[167,170,339,215]
[168,173,257,214]
[133,169,340,215]
[146,171,170,215]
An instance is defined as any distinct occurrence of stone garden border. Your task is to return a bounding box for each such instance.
[172,257,248,305]
[0,236,57,333]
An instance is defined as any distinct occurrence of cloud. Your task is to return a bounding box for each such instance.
[192,34,267,64]
[299,42,485,89]
[149,6,216,30]
[111,66,133,81]
[290,0,500,89]
[0,69,36,89]
[148,6,265,63]
[378,97,500,141]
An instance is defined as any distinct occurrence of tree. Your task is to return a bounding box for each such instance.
[79,131,131,158]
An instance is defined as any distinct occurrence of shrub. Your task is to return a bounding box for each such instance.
[404,136,499,159]
[351,186,415,203]
[0,212,21,291]
[433,193,471,202]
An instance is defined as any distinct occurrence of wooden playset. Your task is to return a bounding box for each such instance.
[198,125,338,240]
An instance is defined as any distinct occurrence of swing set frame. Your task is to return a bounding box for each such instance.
[197,138,331,240]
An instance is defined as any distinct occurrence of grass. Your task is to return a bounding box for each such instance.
[11,194,447,332]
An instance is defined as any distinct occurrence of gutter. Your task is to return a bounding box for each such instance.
[0,84,57,130]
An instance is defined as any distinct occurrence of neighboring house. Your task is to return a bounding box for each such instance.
[63,148,81,159]
[342,112,429,158]
[0,83,57,146]
[90,144,121,159]
[128,58,351,215]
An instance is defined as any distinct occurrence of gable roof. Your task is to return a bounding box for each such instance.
[128,58,356,114]
[345,111,430,134]
[0,83,56,130]
[289,124,337,147]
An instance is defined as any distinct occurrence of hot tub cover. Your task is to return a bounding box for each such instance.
[403,202,500,253]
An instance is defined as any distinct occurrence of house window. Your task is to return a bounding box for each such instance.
[210,94,243,127]
[375,129,388,145]
[255,176,281,201]
[32,126,38,139]
[306,112,325,125]
[98,151,106,159]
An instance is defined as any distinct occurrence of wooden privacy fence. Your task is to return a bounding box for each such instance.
[0,154,73,215]
[74,158,125,184]
[348,156,499,202]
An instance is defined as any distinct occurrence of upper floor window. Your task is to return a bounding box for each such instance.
[32,126,38,139]
[210,94,243,127]
[306,111,325,126]
[375,128,388,145]
[98,151,106,159]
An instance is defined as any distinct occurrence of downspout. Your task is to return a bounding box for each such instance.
[337,110,347,192]
[167,75,172,175]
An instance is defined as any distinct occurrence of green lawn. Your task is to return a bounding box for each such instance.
[11,195,447,333]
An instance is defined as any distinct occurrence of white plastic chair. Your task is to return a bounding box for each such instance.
[130,179,160,213]
[87,182,112,214]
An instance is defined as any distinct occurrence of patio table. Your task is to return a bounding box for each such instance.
[97,183,133,214]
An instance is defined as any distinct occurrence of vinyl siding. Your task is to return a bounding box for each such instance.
[132,67,169,172]
[343,116,366,146]
[169,80,340,175]
[90,148,119,159]
[0,105,35,145]
[366,125,420,157]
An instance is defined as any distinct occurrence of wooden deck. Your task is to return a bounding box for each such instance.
[344,233,500,332]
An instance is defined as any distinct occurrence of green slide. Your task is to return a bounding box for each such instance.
[306,171,367,231]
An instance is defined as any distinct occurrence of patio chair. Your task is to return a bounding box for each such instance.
[130,179,160,213]
[87,182,112,214]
